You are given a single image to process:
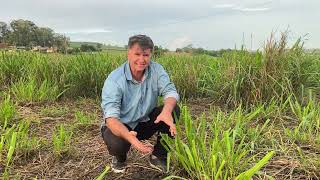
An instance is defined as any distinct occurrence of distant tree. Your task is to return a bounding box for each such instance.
[153,45,162,58]
[193,48,205,54]
[80,44,97,52]
[10,19,38,47]
[54,34,70,54]
[176,48,182,53]
[67,47,81,54]
[35,27,54,47]
[96,43,103,51]
[0,21,9,43]
[207,50,218,57]
[182,44,193,53]
[0,19,71,53]
[153,45,169,58]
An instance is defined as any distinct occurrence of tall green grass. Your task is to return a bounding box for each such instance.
[213,35,320,107]
[0,33,319,178]
[0,120,41,177]
[0,95,41,177]
[162,106,275,179]
[0,95,16,129]
[157,54,215,98]
[64,53,124,97]
[1,120,40,155]
[10,78,65,103]
[0,51,29,86]
[1,34,319,106]
[285,94,320,145]
[0,52,125,99]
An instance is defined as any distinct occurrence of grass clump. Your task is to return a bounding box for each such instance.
[10,77,65,104]
[216,33,320,107]
[0,95,16,129]
[0,120,41,178]
[75,111,94,125]
[52,124,73,156]
[285,94,320,145]
[163,106,275,179]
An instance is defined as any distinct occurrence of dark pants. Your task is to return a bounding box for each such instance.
[101,105,180,162]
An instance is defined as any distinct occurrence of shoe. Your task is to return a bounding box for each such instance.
[149,155,168,173]
[111,156,126,173]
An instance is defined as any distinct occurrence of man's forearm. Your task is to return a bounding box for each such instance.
[162,97,177,114]
[105,118,137,144]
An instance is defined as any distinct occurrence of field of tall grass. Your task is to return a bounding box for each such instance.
[0,34,319,179]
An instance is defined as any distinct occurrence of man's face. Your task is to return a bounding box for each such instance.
[127,43,152,73]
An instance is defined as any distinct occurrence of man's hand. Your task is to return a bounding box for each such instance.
[154,112,177,136]
[128,131,153,154]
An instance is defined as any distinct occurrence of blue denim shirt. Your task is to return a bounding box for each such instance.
[101,61,179,129]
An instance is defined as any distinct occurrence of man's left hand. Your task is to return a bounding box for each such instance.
[154,112,176,136]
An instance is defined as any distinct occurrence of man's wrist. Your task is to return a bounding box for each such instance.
[161,109,172,115]
[125,131,138,144]
[162,104,175,114]
[162,97,177,114]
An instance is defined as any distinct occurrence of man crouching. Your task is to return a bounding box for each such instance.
[100,34,180,173]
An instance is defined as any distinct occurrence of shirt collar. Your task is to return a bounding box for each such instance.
[124,61,150,82]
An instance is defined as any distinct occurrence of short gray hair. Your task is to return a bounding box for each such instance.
[128,35,154,51]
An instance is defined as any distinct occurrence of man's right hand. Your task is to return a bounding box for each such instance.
[128,131,153,154]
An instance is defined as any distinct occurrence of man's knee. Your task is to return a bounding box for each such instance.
[101,126,131,156]
[108,140,130,156]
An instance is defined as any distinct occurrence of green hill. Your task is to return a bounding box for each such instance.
[70,41,126,51]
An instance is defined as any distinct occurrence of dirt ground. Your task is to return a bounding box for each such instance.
[5,98,213,180]
[6,98,320,179]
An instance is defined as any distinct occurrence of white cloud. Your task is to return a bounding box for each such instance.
[232,7,270,12]
[61,29,113,34]
[212,1,271,12]
[1,0,320,49]
[213,4,236,8]
[168,37,192,51]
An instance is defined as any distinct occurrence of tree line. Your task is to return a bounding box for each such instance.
[176,44,239,57]
[0,19,69,53]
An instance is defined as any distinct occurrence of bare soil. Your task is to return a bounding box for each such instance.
[4,98,320,179]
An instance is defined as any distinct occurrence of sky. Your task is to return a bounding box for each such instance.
[1,0,319,50]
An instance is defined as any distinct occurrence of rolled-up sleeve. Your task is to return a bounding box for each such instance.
[101,77,122,122]
[157,65,180,102]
